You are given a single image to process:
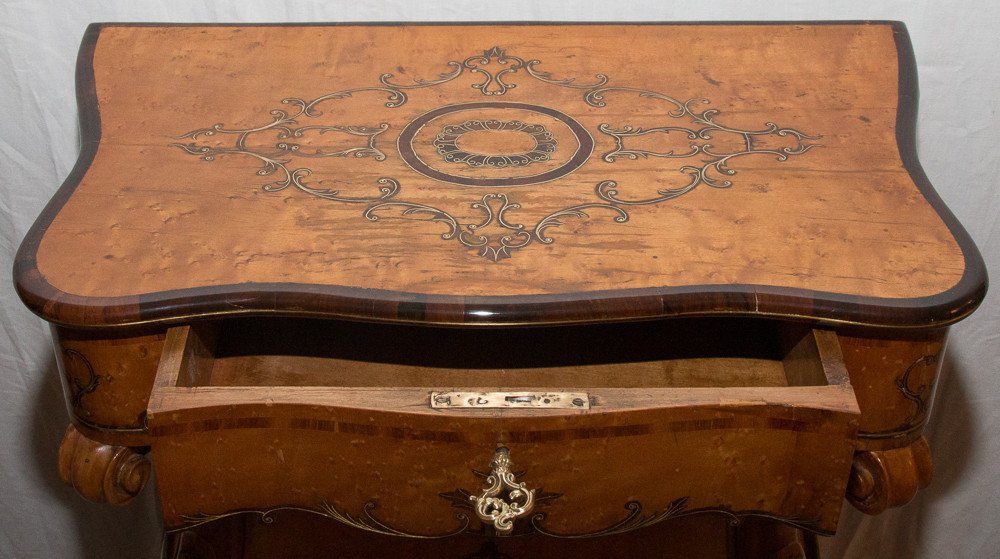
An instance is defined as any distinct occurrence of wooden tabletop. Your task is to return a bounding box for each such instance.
[14,22,986,329]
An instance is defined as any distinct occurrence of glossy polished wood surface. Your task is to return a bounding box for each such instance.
[148,321,858,534]
[16,23,990,556]
[14,22,986,328]
[57,425,150,505]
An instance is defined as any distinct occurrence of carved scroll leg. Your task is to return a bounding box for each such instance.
[847,436,933,515]
[58,424,150,505]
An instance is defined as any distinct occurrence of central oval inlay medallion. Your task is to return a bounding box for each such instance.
[454,126,538,155]
[433,119,557,168]
[398,102,594,187]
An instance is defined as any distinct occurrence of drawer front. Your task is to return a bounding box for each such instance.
[148,321,859,536]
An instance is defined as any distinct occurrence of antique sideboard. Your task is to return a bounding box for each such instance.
[14,22,986,558]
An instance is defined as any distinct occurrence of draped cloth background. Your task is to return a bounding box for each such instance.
[1,1,996,557]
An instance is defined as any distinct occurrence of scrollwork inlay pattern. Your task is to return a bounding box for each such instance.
[176,502,470,539]
[859,354,939,440]
[173,495,827,539]
[172,447,826,539]
[173,45,821,261]
[434,119,557,168]
[63,348,100,416]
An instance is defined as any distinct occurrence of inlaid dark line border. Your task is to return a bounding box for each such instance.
[397,101,594,187]
[147,403,851,440]
[12,22,987,331]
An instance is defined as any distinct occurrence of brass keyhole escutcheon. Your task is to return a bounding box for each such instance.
[468,447,536,535]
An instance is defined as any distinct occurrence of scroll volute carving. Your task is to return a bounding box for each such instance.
[847,436,933,515]
[58,425,150,505]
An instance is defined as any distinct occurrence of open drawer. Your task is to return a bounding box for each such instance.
[147,318,859,537]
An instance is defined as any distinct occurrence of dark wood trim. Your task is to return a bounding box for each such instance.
[886,21,988,326]
[13,23,111,325]
[13,22,987,331]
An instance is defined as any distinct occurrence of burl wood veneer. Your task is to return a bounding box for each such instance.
[14,21,985,558]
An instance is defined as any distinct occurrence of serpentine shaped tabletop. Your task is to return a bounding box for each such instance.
[14,22,986,328]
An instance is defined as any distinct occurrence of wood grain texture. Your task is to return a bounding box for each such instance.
[838,328,947,451]
[13,22,986,329]
[12,24,986,553]
[847,436,933,515]
[147,324,858,534]
[53,326,164,445]
[58,425,150,505]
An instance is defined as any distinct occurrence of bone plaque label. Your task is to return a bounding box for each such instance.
[431,391,591,409]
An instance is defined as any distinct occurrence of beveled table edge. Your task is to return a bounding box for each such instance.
[12,21,987,331]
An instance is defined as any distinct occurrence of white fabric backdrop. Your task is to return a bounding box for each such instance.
[1,1,996,557]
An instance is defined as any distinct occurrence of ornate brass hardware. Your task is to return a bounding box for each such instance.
[430,391,590,409]
[469,447,536,535]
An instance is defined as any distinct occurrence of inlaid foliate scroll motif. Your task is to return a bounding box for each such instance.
[859,354,939,440]
[173,46,820,261]
[434,120,557,168]
[63,348,100,417]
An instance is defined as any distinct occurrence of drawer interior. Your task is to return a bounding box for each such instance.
[148,316,858,535]
[169,317,836,390]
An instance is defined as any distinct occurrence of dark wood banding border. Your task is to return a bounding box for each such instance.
[12,21,988,331]
[147,410,840,441]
